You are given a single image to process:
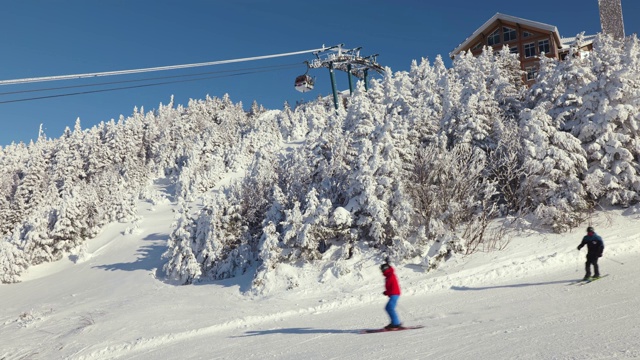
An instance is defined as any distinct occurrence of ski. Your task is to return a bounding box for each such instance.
[577,274,609,286]
[569,274,609,286]
[568,279,590,286]
[360,325,424,334]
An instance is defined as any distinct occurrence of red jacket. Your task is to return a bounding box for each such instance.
[383,266,401,296]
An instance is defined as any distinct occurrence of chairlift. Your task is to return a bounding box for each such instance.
[294,61,314,93]
[294,74,314,92]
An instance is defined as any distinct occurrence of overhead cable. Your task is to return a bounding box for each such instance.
[0,65,299,104]
[0,47,332,86]
[0,63,301,97]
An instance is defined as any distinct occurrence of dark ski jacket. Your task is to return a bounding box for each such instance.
[383,266,401,296]
[578,232,604,257]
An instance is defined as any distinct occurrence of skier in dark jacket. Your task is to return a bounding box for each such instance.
[380,263,402,329]
[577,226,604,280]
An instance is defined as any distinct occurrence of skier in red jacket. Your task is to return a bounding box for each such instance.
[380,262,402,329]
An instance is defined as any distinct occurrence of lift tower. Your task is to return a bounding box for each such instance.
[295,44,384,110]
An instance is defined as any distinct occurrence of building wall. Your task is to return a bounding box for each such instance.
[457,19,561,85]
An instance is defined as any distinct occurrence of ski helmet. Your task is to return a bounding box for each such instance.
[587,226,594,233]
[380,263,391,272]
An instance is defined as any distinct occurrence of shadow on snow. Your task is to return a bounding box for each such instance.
[234,327,360,337]
[93,233,166,274]
[92,232,257,292]
[450,279,574,291]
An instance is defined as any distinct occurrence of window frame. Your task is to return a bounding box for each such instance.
[487,28,501,46]
[525,66,538,81]
[503,27,517,42]
[538,39,550,55]
[524,42,536,58]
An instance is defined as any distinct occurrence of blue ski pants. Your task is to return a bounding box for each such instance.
[385,295,401,325]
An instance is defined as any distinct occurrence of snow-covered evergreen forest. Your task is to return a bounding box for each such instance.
[1,33,639,288]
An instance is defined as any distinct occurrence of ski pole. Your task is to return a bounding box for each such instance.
[606,257,624,265]
[576,250,581,272]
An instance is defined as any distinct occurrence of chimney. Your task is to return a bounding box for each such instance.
[598,0,625,40]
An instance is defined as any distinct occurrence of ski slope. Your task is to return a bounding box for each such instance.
[1,182,639,360]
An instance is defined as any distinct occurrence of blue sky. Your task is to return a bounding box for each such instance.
[1,0,638,146]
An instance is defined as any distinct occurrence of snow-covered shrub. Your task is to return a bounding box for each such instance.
[0,239,29,283]
[406,138,499,267]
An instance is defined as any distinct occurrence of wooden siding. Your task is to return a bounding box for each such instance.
[453,17,563,85]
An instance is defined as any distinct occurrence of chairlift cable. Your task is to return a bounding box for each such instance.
[0,63,301,97]
[0,47,332,86]
[0,65,299,104]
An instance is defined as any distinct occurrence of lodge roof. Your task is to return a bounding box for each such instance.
[450,13,566,57]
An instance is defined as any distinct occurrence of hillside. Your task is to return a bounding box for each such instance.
[1,181,639,359]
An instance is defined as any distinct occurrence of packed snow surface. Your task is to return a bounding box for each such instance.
[2,189,639,359]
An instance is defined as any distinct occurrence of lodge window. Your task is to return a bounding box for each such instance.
[472,42,483,51]
[524,42,536,58]
[503,27,517,42]
[526,66,538,81]
[487,29,500,46]
[510,46,518,54]
[523,31,534,38]
[538,39,550,54]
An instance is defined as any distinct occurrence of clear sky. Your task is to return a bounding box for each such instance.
[1,0,638,146]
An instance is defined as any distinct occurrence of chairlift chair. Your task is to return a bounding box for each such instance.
[294,61,314,93]
[294,74,314,92]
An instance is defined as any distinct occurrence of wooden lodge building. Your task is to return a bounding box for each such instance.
[449,13,596,85]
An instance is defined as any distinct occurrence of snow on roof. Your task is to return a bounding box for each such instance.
[450,12,561,57]
[559,34,597,49]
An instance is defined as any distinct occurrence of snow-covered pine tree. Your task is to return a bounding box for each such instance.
[9,142,51,234]
[239,150,279,233]
[277,101,297,141]
[50,189,88,253]
[301,102,331,139]
[0,174,12,236]
[378,69,419,176]
[439,57,463,150]
[22,206,59,265]
[407,56,446,140]
[249,100,266,120]
[304,112,350,202]
[571,34,640,206]
[528,49,563,108]
[162,201,201,285]
[546,32,597,132]
[252,221,281,291]
[444,48,506,152]
[191,205,217,276]
[199,191,250,280]
[344,82,415,254]
[519,104,590,231]
[343,84,385,245]
[280,200,304,255]
[249,183,290,290]
[280,188,332,260]
[0,239,29,283]
[50,120,86,196]
[488,46,526,120]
